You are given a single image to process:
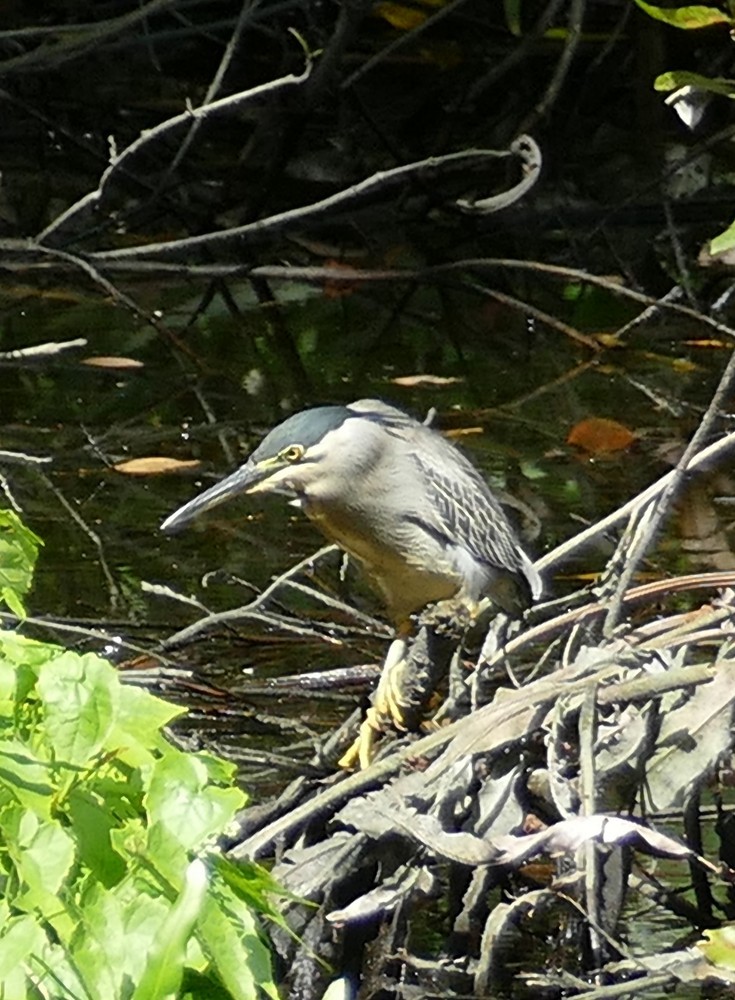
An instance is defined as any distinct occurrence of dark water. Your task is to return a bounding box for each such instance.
[1,276,727,789]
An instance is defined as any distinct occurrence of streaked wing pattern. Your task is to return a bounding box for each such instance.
[411,448,524,573]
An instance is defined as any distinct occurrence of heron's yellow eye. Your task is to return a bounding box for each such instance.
[281,444,304,463]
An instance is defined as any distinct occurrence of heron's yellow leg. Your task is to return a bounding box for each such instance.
[338,635,411,769]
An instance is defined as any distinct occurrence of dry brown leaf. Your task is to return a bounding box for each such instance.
[567,417,636,455]
[81,356,145,369]
[444,426,483,438]
[683,339,730,349]
[391,374,463,388]
[321,260,362,299]
[113,457,201,476]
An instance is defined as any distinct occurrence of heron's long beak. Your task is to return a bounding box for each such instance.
[160,461,270,533]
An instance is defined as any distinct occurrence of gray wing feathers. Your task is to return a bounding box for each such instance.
[407,430,528,566]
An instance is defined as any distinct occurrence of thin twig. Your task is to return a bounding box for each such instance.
[88,147,533,263]
[37,61,312,244]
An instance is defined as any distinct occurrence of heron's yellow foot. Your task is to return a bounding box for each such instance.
[338,637,411,769]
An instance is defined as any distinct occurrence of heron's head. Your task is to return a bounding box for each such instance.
[160,405,354,533]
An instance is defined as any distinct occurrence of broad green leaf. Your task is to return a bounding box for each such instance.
[0,510,42,619]
[654,69,735,95]
[146,819,190,885]
[111,682,186,766]
[131,859,209,1000]
[193,750,240,787]
[30,935,95,998]
[0,631,58,673]
[0,743,54,819]
[66,787,127,888]
[709,219,735,256]
[0,915,45,980]
[700,925,735,969]
[71,878,173,997]
[8,811,76,924]
[69,883,125,998]
[37,650,118,767]
[198,886,278,1000]
[145,752,246,853]
[13,810,75,893]
[634,0,732,28]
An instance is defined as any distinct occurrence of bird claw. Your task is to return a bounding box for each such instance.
[337,706,385,770]
[338,638,412,769]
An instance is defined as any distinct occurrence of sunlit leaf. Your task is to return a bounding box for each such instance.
[682,338,730,348]
[443,426,484,438]
[0,510,42,619]
[81,356,145,369]
[113,457,202,475]
[37,651,118,767]
[198,885,279,1000]
[145,753,246,855]
[9,810,76,917]
[390,374,464,387]
[655,69,735,94]
[132,860,208,1000]
[634,0,732,29]
[0,915,45,982]
[700,926,735,969]
[708,219,735,256]
[567,417,636,454]
[0,745,54,819]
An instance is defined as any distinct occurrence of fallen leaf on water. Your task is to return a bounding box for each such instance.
[567,417,636,455]
[321,260,362,299]
[81,356,145,369]
[683,339,730,349]
[444,426,484,438]
[113,457,201,476]
[391,374,464,388]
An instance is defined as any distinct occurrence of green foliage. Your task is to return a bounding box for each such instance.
[654,69,735,96]
[0,629,280,999]
[708,219,735,255]
[0,510,42,618]
[700,925,735,970]
[633,0,732,30]
[636,3,735,259]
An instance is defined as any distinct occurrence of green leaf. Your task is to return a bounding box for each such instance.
[145,752,246,854]
[654,69,735,95]
[0,914,45,981]
[66,787,127,887]
[132,859,209,1000]
[700,925,735,969]
[503,0,522,36]
[11,810,75,897]
[214,855,301,924]
[37,650,118,767]
[111,682,186,767]
[0,743,54,819]
[198,885,278,1000]
[0,630,54,673]
[71,878,172,997]
[0,510,42,619]
[633,0,732,29]
[709,219,735,255]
